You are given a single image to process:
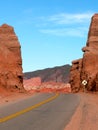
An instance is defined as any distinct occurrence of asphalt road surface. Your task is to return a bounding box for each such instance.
[0,93,80,130]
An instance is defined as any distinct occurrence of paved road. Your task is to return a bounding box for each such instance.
[0,93,80,130]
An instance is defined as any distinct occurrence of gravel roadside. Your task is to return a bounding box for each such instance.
[65,92,98,130]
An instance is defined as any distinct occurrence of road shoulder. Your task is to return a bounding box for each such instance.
[0,91,35,106]
[64,92,98,130]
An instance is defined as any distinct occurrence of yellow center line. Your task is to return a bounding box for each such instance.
[0,93,59,123]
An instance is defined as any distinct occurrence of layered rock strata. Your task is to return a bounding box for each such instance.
[70,14,98,92]
[23,77,41,91]
[23,78,71,93]
[0,24,24,91]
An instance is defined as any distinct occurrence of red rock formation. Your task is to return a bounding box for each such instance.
[23,77,41,91]
[70,14,98,92]
[70,59,82,92]
[40,82,71,93]
[23,77,71,93]
[0,24,24,91]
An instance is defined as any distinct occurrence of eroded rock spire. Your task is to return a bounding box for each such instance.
[70,14,98,92]
[0,24,24,91]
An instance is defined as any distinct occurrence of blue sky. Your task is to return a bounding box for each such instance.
[0,0,97,72]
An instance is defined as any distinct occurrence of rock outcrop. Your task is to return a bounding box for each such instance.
[0,24,24,91]
[70,59,82,92]
[23,77,41,91]
[23,78,71,93]
[70,14,98,92]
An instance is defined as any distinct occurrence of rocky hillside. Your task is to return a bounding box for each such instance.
[70,14,98,92]
[24,64,71,83]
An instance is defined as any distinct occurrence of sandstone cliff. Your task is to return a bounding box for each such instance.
[70,14,98,92]
[0,24,24,92]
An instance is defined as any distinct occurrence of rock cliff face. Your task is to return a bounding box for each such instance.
[0,24,23,91]
[70,14,98,92]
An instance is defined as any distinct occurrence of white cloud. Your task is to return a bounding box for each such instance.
[42,12,93,25]
[40,27,88,37]
[38,12,94,37]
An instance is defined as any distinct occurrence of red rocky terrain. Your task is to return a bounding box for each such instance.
[70,14,98,92]
[24,64,71,83]
[23,77,71,93]
[23,65,71,93]
[0,24,24,94]
[23,77,41,91]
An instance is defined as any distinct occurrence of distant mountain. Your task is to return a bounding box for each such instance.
[24,64,71,83]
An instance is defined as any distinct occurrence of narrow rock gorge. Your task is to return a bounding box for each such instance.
[70,14,98,92]
[0,24,24,92]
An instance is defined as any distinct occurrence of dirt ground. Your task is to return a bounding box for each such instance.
[0,90,34,105]
[65,92,98,130]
